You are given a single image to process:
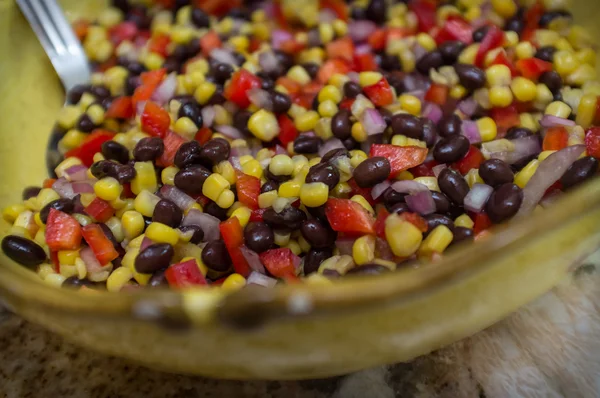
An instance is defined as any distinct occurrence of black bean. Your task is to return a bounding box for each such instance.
[260,181,279,194]
[233,110,252,135]
[260,77,275,90]
[455,64,486,91]
[353,157,390,188]
[351,6,367,20]
[307,205,328,224]
[421,119,438,147]
[539,10,571,27]
[479,159,514,187]
[438,114,462,137]
[451,226,474,245]
[320,148,350,163]
[505,16,524,35]
[304,248,333,275]
[174,141,202,169]
[505,127,533,139]
[22,186,41,201]
[330,109,352,140]
[90,160,119,180]
[135,243,174,274]
[535,46,557,63]
[127,61,146,75]
[264,168,290,183]
[416,51,444,75]
[2,235,46,267]
[365,0,386,23]
[383,188,406,207]
[438,41,466,65]
[174,165,211,195]
[293,135,322,155]
[152,199,183,228]
[472,26,489,42]
[101,141,129,164]
[178,225,204,244]
[116,164,136,183]
[178,101,203,128]
[40,198,74,224]
[485,183,523,223]
[262,206,307,230]
[199,138,230,167]
[311,95,320,111]
[305,162,340,190]
[380,108,393,127]
[204,201,228,221]
[67,84,90,104]
[343,81,362,98]
[302,62,319,80]
[433,135,470,163]
[389,202,411,214]
[211,63,234,84]
[438,168,470,205]
[244,222,274,253]
[431,191,451,214]
[539,71,563,94]
[191,8,210,28]
[346,263,389,276]
[300,219,336,249]
[133,137,164,162]
[273,50,294,72]
[62,276,95,289]
[127,6,152,30]
[425,214,454,232]
[271,91,291,113]
[342,137,359,150]
[378,52,402,72]
[561,156,599,190]
[76,114,96,133]
[391,114,422,139]
[90,85,110,99]
[202,240,231,272]
[148,269,168,287]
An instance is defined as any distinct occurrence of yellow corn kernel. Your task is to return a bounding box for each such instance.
[230,206,252,228]
[241,158,263,179]
[331,181,351,198]
[146,222,179,246]
[459,44,480,65]
[350,122,367,143]
[575,48,596,66]
[121,210,145,240]
[398,49,415,72]
[352,235,376,266]
[37,188,61,208]
[350,195,374,214]
[538,150,557,161]
[274,230,290,246]
[419,225,453,256]
[248,109,280,141]
[476,117,498,142]
[37,263,55,280]
[553,50,578,76]
[515,159,539,188]
[359,71,383,88]
[465,169,484,188]
[287,65,311,85]
[221,273,246,292]
[258,191,278,209]
[318,100,338,118]
[318,23,334,44]
[515,42,535,60]
[318,254,354,275]
[106,266,133,292]
[133,190,161,218]
[314,117,333,140]
[464,6,480,21]
[298,235,311,253]
[577,93,597,128]
[58,250,79,266]
[57,105,83,129]
[350,150,368,168]
[399,94,422,116]
[284,240,302,256]
[193,81,217,105]
[489,86,514,108]
[395,170,414,181]
[58,129,86,151]
[318,85,342,104]
[255,148,273,162]
[215,189,235,209]
[213,161,235,185]
[44,273,67,287]
[486,64,512,87]
[105,217,125,243]
[131,162,158,195]
[536,83,554,107]
[278,180,303,198]
[450,85,467,99]
[173,116,198,139]
[94,177,122,202]
[269,155,294,176]
[2,204,26,224]
[567,64,597,87]
[115,198,134,218]
[545,101,572,118]
[161,166,179,186]
[202,173,229,202]
[414,33,435,51]
[511,77,537,102]
[455,214,474,229]
[122,247,151,285]
[79,194,95,208]
[143,52,165,71]
[385,215,423,257]
[294,111,320,132]
[504,31,519,48]
[491,0,516,18]
[414,177,440,192]
[59,264,78,279]
[74,213,93,226]
[300,182,329,208]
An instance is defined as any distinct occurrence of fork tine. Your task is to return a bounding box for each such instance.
[40,0,84,57]
[26,0,68,56]
[15,0,59,60]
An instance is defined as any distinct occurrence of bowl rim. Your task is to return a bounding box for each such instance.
[1,177,599,329]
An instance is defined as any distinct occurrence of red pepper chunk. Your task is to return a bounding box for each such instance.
[157,131,186,167]
[236,173,261,210]
[353,53,378,72]
[374,208,390,239]
[45,209,82,251]
[490,105,520,134]
[108,21,138,45]
[475,25,504,67]
[363,78,394,107]
[148,33,170,56]
[367,29,387,51]
[543,127,569,151]
[200,30,222,56]
[425,83,448,106]
[277,114,298,147]
[219,217,251,276]
[224,69,262,108]
[452,145,484,175]
[319,0,349,21]
[317,58,351,84]
[165,259,208,288]
[82,224,118,265]
[435,16,473,45]
[249,208,267,222]
[65,130,115,167]
[401,213,428,233]
[473,212,492,235]
[325,198,375,235]
[105,96,134,119]
[516,58,553,80]
[585,127,600,158]
[409,0,437,32]
[133,68,167,107]
[194,127,213,145]
[259,248,299,281]
[326,36,354,61]
[491,51,517,77]
[369,144,428,177]
[84,197,115,222]
[141,102,170,138]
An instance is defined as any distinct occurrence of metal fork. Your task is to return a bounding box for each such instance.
[17,0,91,92]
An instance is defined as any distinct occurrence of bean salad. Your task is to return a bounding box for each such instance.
[3,0,600,292]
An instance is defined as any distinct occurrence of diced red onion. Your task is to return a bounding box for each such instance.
[422,102,442,124]
[247,88,273,111]
[458,98,478,117]
[347,71,360,83]
[210,48,239,66]
[539,115,577,129]
[391,180,429,194]
[490,136,541,164]
[182,209,221,242]
[375,238,394,261]
[140,236,154,251]
[63,165,89,181]
[258,51,280,74]
[150,73,177,104]
[517,145,586,217]
[407,90,426,102]
[318,138,345,158]
[403,73,431,92]
[405,190,436,215]
[461,120,482,144]
[215,125,244,139]
[360,108,387,136]
[136,100,147,117]
[371,181,391,199]
[463,183,494,213]
[230,146,251,158]
[247,271,277,288]
[72,181,95,194]
[432,164,447,178]
[354,44,371,55]
[307,29,321,47]
[319,8,337,23]
[271,29,293,50]
[240,245,266,274]
[80,246,104,273]
[275,145,287,155]
[230,156,242,170]
[160,185,196,212]
[201,106,215,128]
[413,43,427,61]
[335,238,356,256]
[52,178,76,199]
[349,20,377,42]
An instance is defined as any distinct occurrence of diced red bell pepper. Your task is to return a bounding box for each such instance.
[194,127,213,145]
[45,209,82,251]
[435,16,473,45]
[475,25,505,67]
[278,114,298,147]
[249,208,267,222]
[200,30,222,56]
[452,145,485,175]
[148,33,171,57]
[317,58,351,84]
[516,58,553,80]
[363,78,394,107]
[339,97,355,111]
[43,178,57,189]
[224,69,262,108]
[369,144,429,177]
[219,217,251,277]
[276,76,302,95]
[473,212,492,234]
[84,197,115,223]
[236,173,261,210]
[50,250,60,273]
[165,259,208,288]
[141,101,170,138]
[347,178,376,205]
[108,21,138,45]
[81,224,119,265]
[72,19,89,41]
[543,127,569,151]
[320,0,349,21]
[522,1,544,42]
[259,248,299,281]
[326,36,354,61]
[132,68,166,107]
[491,51,517,77]
[374,208,390,239]
[425,83,448,106]
[409,1,437,32]
[325,198,375,235]
[140,68,167,86]
[585,127,600,158]
[368,29,387,51]
[278,39,306,55]
[490,105,520,134]
[65,129,115,167]
[157,130,187,167]
[122,183,135,198]
[353,53,378,72]
[409,160,439,178]
[195,0,242,17]
[105,96,134,119]
[400,212,428,233]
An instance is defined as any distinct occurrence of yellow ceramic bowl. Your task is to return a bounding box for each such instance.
[1,0,600,380]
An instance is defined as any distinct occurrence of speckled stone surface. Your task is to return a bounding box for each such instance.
[0,265,598,398]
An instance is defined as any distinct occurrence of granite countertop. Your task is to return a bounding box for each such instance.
[1,265,598,398]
